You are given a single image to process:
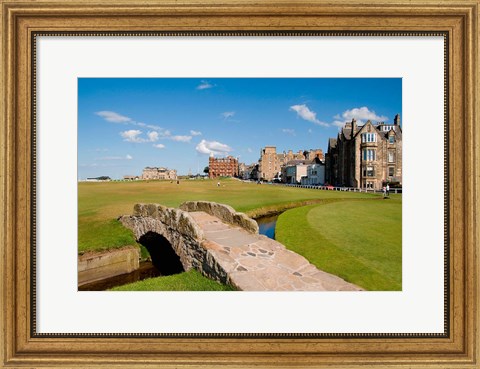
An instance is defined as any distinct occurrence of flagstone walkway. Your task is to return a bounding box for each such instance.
[189,211,362,291]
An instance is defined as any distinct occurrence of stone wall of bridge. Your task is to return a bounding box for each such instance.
[119,201,362,291]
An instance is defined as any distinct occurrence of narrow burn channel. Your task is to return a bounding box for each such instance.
[78,261,161,291]
[255,213,282,240]
[79,231,185,291]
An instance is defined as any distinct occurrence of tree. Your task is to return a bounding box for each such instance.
[203,166,209,174]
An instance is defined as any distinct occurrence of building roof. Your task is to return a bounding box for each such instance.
[341,127,352,139]
[328,138,337,149]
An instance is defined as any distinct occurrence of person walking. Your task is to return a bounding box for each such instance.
[386,184,390,197]
[383,185,387,198]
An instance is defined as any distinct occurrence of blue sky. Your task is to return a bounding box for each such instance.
[78,78,401,179]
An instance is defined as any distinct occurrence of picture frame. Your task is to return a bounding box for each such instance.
[1,0,478,367]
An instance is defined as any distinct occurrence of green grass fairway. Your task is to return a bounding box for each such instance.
[110,269,235,291]
[78,178,376,253]
[79,179,400,291]
[275,195,402,291]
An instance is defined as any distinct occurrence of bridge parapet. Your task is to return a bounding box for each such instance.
[180,201,259,234]
[119,202,362,291]
[132,203,204,240]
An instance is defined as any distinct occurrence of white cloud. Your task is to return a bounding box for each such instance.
[196,80,213,90]
[340,107,388,122]
[289,104,328,127]
[196,139,233,156]
[147,131,159,142]
[281,128,296,136]
[221,111,235,120]
[120,130,163,143]
[190,130,202,136]
[120,129,144,143]
[170,135,192,143]
[332,120,346,128]
[153,144,165,149]
[96,111,131,123]
[96,111,168,135]
[97,154,133,160]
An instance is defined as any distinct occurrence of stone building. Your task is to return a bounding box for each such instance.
[325,114,402,190]
[282,160,309,184]
[258,146,281,181]
[142,167,177,180]
[301,163,326,186]
[209,155,238,178]
[258,146,324,181]
[238,163,257,180]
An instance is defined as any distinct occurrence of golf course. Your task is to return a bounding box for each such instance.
[79,178,401,291]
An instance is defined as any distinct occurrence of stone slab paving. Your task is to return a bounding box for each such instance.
[188,211,363,291]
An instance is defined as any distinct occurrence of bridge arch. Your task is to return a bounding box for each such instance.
[138,231,184,275]
[119,201,361,291]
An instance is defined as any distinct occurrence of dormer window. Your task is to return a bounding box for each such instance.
[361,133,377,143]
[389,135,395,144]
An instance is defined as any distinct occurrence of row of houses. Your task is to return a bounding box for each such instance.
[208,114,402,190]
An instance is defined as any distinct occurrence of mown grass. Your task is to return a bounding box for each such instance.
[275,195,402,291]
[78,178,376,253]
[109,269,235,291]
[79,179,399,291]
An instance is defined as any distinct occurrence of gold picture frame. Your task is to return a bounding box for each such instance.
[1,0,478,367]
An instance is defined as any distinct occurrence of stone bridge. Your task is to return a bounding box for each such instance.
[119,201,362,291]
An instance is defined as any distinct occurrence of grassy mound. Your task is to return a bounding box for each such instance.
[275,195,402,291]
[109,269,235,291]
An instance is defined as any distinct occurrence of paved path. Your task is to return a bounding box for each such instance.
[189,211,362,291]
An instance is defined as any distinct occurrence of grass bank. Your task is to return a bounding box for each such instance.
[79,179,393,291]
[275,195,402,291]
[78,178,376,253]
[109,269,235,291]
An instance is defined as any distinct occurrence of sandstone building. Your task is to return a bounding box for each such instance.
[258,146,324,181]
[258,146,281,181]
[209,155,239,178]
[142,167,177,180]
[325,114,402,190]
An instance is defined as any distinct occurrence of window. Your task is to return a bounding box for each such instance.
[389,167,395,176]
[362,133,377,143]
[389,135,395,144]
[366,166,375,177]
[363,149,376,161]
[388,151,395,163]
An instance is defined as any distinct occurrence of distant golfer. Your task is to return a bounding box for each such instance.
[386,184,390,196]
[383,185,387,197]
[217,181,220,187]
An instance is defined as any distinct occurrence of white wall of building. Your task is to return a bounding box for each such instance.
[301,164,325,185]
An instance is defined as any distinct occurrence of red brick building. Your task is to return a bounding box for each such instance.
[209,156,238,178]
